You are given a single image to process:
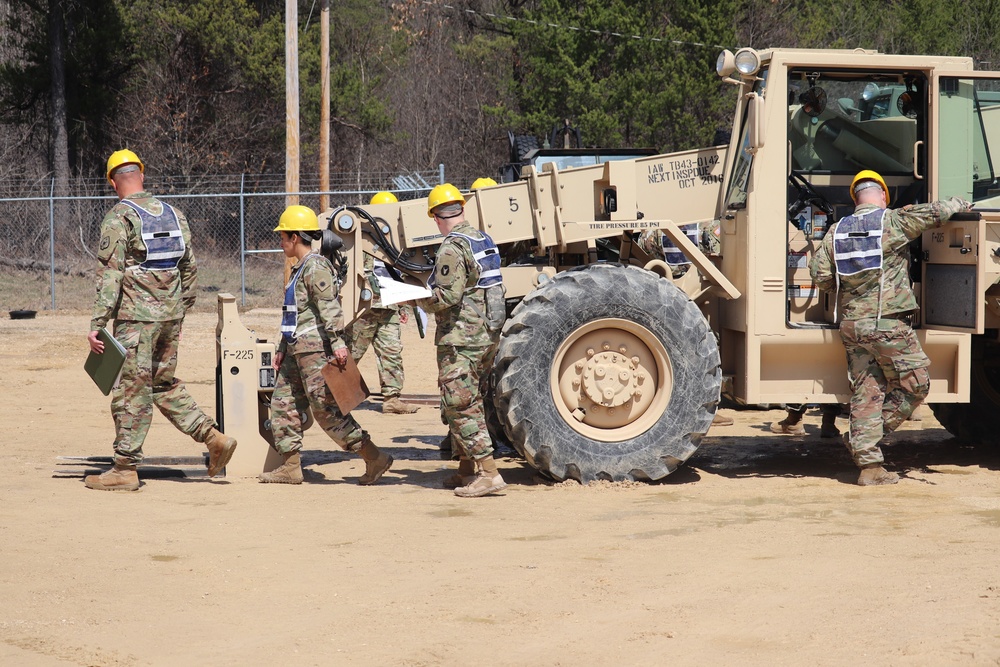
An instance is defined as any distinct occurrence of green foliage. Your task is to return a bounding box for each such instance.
[129,0,282,91]
[0,0,135,166]
[111,0,286,174]
[741,0,1000,63]
[296,0,406,156]
[5,0,1000,181]
[490,0,739,152]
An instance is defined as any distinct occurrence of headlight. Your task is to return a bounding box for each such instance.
[734,48,761,77]
[716,50,736,78]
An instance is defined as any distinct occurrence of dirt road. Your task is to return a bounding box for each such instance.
[2,309,999,666]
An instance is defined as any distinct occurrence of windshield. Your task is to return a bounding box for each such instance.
[533,153,653,171]
[788,71,926,175]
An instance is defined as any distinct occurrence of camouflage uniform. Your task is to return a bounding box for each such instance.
[270,253,367,454]
[636,224,698,278]
[810,197,969,465]
[636,219,722,276]
[90,191,218,466]
[345,254,408,399]
[419,222,499,461]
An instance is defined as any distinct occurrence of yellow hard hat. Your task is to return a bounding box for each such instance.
[851,169,890,205]
[274,205,320,232]
[370,191,398,205]
[470,177,497,190]
[106,149,144,185]
[427,183,466,218]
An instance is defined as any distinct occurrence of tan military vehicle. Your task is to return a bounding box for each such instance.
[219,47,1000,481]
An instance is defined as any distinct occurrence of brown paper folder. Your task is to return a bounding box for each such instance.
[320,355,369,414]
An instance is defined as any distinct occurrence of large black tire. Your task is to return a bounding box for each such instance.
[484,364,519,457]
[492,264,721,482]
[930,335,1000,443]
[511,134,539,161]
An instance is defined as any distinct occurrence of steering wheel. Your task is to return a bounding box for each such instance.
[788,172,835,223]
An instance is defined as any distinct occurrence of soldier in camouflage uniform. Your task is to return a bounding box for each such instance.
[345,192,420,414]
[260,205,393,486]
[418,183,507,498]
[84,149,237,491]
[810,170,971,485]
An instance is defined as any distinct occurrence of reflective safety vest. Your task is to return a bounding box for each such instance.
[122,200,186,270]
[662,223,699,267]
[832,208,887,320]
[430,231,502,289]
[833,209,885,276]
[280,254,318,341]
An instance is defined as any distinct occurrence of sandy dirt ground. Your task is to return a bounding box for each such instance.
[2,307,1000,666]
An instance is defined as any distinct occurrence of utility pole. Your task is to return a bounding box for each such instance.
[285,0,299,207]
[319,0,330,212]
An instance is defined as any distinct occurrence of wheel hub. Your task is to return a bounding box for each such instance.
[552,318,672,438]
[580,346,643,408]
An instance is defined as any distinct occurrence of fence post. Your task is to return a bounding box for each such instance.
[438,163,445,185]
[240,173,247,306]
[49,178,56,310]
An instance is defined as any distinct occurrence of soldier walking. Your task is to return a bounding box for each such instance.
[85,149,237,491]
[260,205,393,485]
[810,170,971,485]
[418,184,507,497]
[345,191,420,415]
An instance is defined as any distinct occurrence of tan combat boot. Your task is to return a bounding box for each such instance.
[358,437,393,485]
[382,396,420,414]
[820,410,840,439]
[85,463,140,492]
[442,458,476,489]
[204,428,238,477]
[258,451,304,484]
[857,464,899,486]
[712,412,734,426]
[770,413,806,435]
[454,456,507,498]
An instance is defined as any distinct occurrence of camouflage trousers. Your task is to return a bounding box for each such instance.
[840,318,931,466]
[437,344,496,460]
[270,350,365,454]
[345,307,405,398]
[110,319,216,466]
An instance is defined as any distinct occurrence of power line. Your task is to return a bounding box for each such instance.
[419,1,732,51]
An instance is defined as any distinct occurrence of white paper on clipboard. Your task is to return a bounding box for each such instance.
[377,275,432,306]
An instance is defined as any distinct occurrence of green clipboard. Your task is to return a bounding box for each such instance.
[84,328,127,395]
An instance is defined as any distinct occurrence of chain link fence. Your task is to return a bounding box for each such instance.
[0,168,455,314]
